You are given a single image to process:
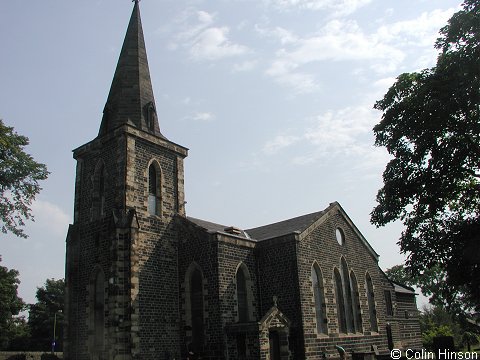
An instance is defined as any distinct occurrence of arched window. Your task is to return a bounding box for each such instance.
[236,266,249,322]
[93,269,105,348]
[312,264,327,334]
[334,268,347,333]
[341,258,354,333]
[190,268,204,351]
[148,163,161,215]
[350,271,363,333]
[366,273,378,332]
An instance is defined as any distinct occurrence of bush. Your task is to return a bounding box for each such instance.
[422,324,454,350]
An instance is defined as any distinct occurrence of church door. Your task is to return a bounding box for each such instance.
[269,331,281,360]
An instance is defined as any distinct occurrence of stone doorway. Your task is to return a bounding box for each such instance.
[269,331,281,360]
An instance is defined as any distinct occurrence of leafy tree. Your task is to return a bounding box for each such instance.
[6,315,30,351]
[0,119,49,238]
[420,306,462,350]
[384,265,414,286]
[462,331,479,352]
[371,0,480,310]
[385,264,467,311]
[28,278,64,351]
[0,256,25,350]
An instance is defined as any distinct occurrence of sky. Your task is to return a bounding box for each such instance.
[0,0,462,306]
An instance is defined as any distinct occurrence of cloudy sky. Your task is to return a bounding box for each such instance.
[0,0,461,305]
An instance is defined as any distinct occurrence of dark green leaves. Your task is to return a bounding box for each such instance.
[0,120,49,238]
[372,0,480,310]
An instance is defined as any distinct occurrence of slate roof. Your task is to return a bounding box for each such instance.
[187,204,333,241]
[187,217,251,239]
[245,210,328,241]
[393,281,416,295]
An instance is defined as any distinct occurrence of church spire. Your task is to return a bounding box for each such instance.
[99,1,162,137]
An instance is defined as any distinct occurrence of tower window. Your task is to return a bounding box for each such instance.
[148,163,161,215]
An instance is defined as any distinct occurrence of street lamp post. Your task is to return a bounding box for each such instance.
[52,310,62,354]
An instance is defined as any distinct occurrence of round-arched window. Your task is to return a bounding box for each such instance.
[336,227,345,245]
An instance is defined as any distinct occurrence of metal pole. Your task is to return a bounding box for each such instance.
[52,312,57,354]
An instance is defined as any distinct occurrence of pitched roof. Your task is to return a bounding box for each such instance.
[187,217,251,239]
[98,1,163,138]
[245,210,327,241]
[186,202,378,262]
[186,205,331,241]
[393,281,417,295]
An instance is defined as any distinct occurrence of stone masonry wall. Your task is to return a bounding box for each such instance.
[66,130,127,360]
[217,235,259,359]
[126,131,187,360]
[296,209,391,359]
[256,236,304,359]
[177,221,221,359]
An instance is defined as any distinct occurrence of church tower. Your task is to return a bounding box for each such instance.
[65,2,188,359]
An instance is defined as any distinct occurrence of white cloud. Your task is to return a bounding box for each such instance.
[376,8,457,47]
[264,0,373,17]
[262,104,381,166]
[304,106,375,149]
[265,60,318,93]
[282,20,405,65]
[263,20,404,91]
[190,27,249,61]
[261,6,457,92]
[166,9,249,61]
[31,200,71,237]
[263,135,300,155]
[255,25,299,44]
[233,60,258,72]
[186,112,215,122]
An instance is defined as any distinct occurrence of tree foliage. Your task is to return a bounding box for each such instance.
[386,264,475,315]
[420,306,462,350]
[0,256,25,350]
[28,278,64,351]
[372,0,480,309]
[384,265,414,286]
[0,119,49,238]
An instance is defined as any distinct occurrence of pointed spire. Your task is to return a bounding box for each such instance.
[99,1,162,138]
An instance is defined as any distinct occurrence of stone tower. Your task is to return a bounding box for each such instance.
[64,2,188,359]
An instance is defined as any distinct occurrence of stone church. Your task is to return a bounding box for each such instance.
[64,2,422,359]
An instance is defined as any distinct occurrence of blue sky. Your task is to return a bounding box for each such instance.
[0,0,461,305]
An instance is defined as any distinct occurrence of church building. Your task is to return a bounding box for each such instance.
[64,2,422,359]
